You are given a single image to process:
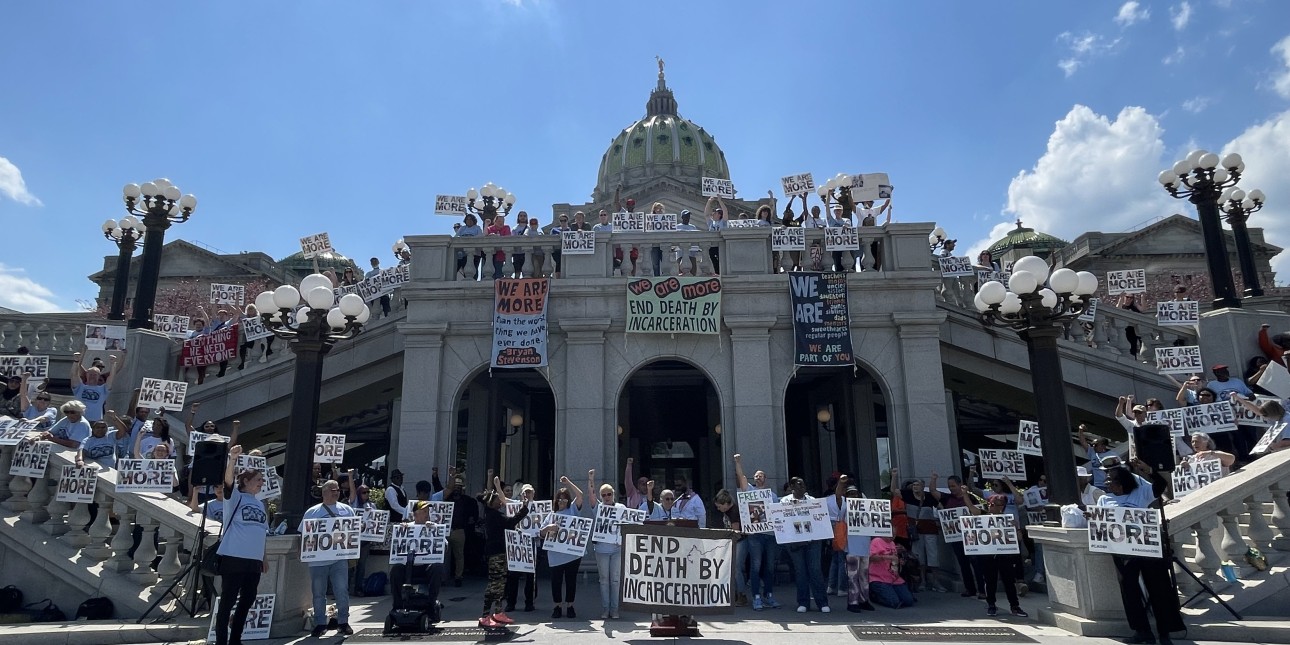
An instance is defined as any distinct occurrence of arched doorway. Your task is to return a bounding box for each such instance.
[784,366,889,496]
[617,360,722,502]
[453,368,556,496]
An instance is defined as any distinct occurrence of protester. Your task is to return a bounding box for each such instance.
[1077,424,1115,489]
[455,214,484,280]
[705,196,727,274]
[129,416,175,460]
[511,213,531,278]
[70,351,118,421]
[41,401,92,449]
[385,469,409,523]
[236,305,274,369]
[1232,397,1290,453]
[589,469,624,619]
[486,213,513,280]
[733,454,782,610]
[673,473,706,527]
[899,470,946,592]
[213,446,269,645]
[478,485,528,628]
[858,198,892,271]
[495,481,537,613]
[445,476,477,586]
[0,375,23,418]
[186,404,240,512]
[712,489,747,606]
[389,500,447,614]
[349,480,373,597]
[827,205,858,271]
[623,457,649,512]
[824,474,848,598]
[967,494,1028,618]
[1077,467,1105,507]
[366,257,392,320]
[781,476,830,613]
[928,473,985,597]
[549,214,569,278]
[525,215,546,278]
[76,419,118,469]
[20,376,57,429]
[1181,431,1236,474]
[301,479,356,637]
[836,477,875,612]
[543,475,584,619]
[868,536,915,608]
[675,210,702,276]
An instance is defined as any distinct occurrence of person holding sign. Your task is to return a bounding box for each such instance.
[966,495,1028,618]
[589,469,625,619]
[389,500,448,614]
[733,454,783,610]
[492,479,538,613]
[1180,432,1236,474]
[454,214,484,280]
[213,445,269,645]
[712,489,747,606]
[781,477,831,614]
[20,379,56,429]
[486,213,513,280]
[837,478,876,612]
[705,196,727,274]
[857,198,892,271]
[928,474,986,598]
[542,475,585,619]
[41,400,92,449]
[71,351,119,422]
[867,536,915,609]
[76,419,119,469]
[478,487,529,628]
[302,480,358,637]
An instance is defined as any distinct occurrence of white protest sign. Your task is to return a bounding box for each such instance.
[1077,297,1099,323]
[389,522,449,565]
[1256,361,1290,399]
[137,377,188,411]
[845,497,892,537]
[299,232,333,259]
[1251,422,1288,456]
[1017,420,1043,456]
[56,465,98,503]
[1105,269,1147,295]
[977,448,1027,480]
[421,501,454,526]
[153,315,191,339]
[645,213,677,232]
[1027,510,1046,526]
[591,503,625,544]
[1156,300,1199,327]
[620,525,733,614]
[823,227,860,252]
[771,227,806,251]
[701,177,735,198]
[505,500,553,537]
[84,324,127,351]
[234,454,278,501]
[360,509,389,543]
[261,472,282,501]
[1232,395,1277,427]
[938,507,972,544]
[241,315,274,343]
[1155,346,1203,375]
[560,230,595,255]
[299,516,361,563]
[847,172,894,202]
[781,173,815,197]
[207,594,274,643]
[619,507,647,528]
[115,458,176,493]
[1023,487,1049,509]
[0,355,48,379]
[1144,408,1186,438]
[737,488,776,534]
[541,514,593,557]
[505,529,536,574]
[1183,401,1238,435]
[209,283,246,306]
[434,194,468,216]
[769,497,831,544]
[1087,506,1163,558]
[313,434,345,463]
[0,418,41,446]
[938,257,975,278]
[613,211,645,232]
[725,219,759,229]
[959,513,1021,555]
[1172,458,1223,498]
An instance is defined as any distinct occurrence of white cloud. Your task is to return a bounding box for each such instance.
[1170,2,1192,30]
[1182,96,1211,113]
[0,156,41,206]
[0,264,62,312]
[1115,1,1150,26]
[1163,45,1186,65]
[1057,32,1122,77]
[1224,110,1290,282]
[968,105,1174,258]
[1272,35,1290,99]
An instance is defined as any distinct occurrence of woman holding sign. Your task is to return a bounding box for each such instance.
[966,495,1028,618]
[589,469,625,619]
[543,475,584,619]
[213,445,269,645]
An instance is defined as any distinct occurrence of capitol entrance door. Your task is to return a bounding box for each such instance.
[617,360,721,504]
[784,366,889,496]
[453,367,556,497]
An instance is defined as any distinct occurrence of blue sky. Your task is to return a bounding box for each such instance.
[3,1,1290,311]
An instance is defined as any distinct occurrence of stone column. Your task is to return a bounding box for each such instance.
[893,312,954,478]
[112,328,177,415]
[1030,526,1131,636]
[725,315,782,485]
[261,535,312,638]
[394,323,448,486]
[558,319,611,479]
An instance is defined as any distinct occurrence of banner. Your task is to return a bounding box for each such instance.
[737,488,775,534]
[781,173,815,197]
[1155,346,1202,375]
[491,278,550,368]
[313,434,345,463]
[209,283,246,306]
[1017,420,1042,456]
[434,194,468,216]
[701,177,735,198]
[645,213,677,232]
[542,514,593,557]
[389,522,449,565]
[1077,297,1098,323]
[1106,269,1147,295]
[769,497,831,544]
[938,257,974,277]
[1251,421,1288,456]
[978,448,1027,480]
[938,507,972,543]
[626,277,722,334]
[1256,361,1290,398]
[505,499,553,537]
[137,377,188,411]
[1183,401,1238,434]
[299,232,333,259]
[181,324,239,367]
[9,438,51,477]
[725,219,759,229]
[0,417,41,446]
[84,324,127,351]
[115,458,176,492]
[959,514,1021,555]
[153,315,190,339]
[0,355,48,379]
[299,516,361,562]
[823,227,859,251]
[1156,300,1199,327]
[560,230,595,255]
[207,594,274,643]
[55,465,98,503]
[613,211,644,232]
[241,315,274,342]
[845,497,892,537]
[1144,408,1186,438]
[1087,506,1163,557]
[619,524,733,615]
[505,529,536,574]
[790,272,853,367]
[1171,458,1223,498]
[847,172,893,202]
[360,508,390,542]
[772,227,805,251]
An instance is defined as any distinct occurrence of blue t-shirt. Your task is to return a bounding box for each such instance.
[1210,377,1254,401]
[592,502,624,555]
[300,502,357,567]
[50,417,92,445]
[24,406,57,428]
[73,384,109,421]
[218,490,269,561]
[1096,474,1156,509]
[546,503,582,567]
[80,433,117,468]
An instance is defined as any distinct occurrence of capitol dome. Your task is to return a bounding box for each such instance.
[986,220,1069,259]
[593,68,730,203]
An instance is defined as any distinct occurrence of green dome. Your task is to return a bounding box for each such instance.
[278,250,359,276]
[986,220,1069,257]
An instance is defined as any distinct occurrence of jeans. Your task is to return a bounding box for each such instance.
[492,258,505,279]
[350,544,368,594]
[828,548,847,592]
[215,556,262,645]
[869,581,915,608]
[733,539,748,595]
[746,533,777,598]
[310,560,350,625]
[786,541,828,608]
[594,550,621,612]
[650,247,663,276]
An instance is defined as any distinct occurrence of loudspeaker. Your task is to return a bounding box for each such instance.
[191,440,228,487]
[1133,423,1176,473]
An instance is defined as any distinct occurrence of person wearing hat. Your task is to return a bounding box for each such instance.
[496,480,539,613]
[302,479,358,637]
[477,483,529,627]
[385,469,409,523]
[836,477,876,612]
[1077,424,1115,489]
[967,494,1029,618]
[1076,467,1105,507]
[675,210,702,276]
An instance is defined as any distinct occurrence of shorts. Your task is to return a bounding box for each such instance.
[908,534,939,568]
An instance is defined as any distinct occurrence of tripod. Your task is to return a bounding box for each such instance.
[138,497,215,623]
[1161,508,1241,620]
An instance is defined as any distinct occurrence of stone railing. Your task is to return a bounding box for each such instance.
[0,312,95,354]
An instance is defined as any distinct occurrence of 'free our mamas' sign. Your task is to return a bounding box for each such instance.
[313,434,345,463]
[1105,269,1147,295]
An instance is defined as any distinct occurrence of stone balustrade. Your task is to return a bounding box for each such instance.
[0,312,96,354]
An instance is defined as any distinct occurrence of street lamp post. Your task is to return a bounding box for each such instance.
[974,256,1099,521]
[121,179,197,329]
[1159,150,1245,310]
[101,216,146,321]
[817,173,856,217]
[1219,187,1267,298]
[465,182,516,222]
[254,276,370,531]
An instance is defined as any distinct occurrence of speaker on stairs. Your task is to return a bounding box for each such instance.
[191,439,228,487]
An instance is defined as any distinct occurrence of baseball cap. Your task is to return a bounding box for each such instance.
[1132,405,1146,412]
[390,469,403,477]
[680,209,691,217]
[1212,364,1229,371]
[845,484,859,493]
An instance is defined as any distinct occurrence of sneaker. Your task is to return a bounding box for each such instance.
[327,617,337,629]
[847,604,862,613]
[765,595,782,609]
[601,611,609,619]
[338,624,353,636]
[610,612,620,619]
[820,605,831,613]
[1010,607,1029,618]
[478,615,499,628]
[752,595,764,611]
[491,612,514,625]
[566,607,576,619]
[826,587,836,596]
[987,606,998,617]
[310,626,327,637]
[797,605,808,613]
[552,606,563,619]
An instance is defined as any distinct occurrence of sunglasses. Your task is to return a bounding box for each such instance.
[600,492,615,497]
[661,495,675,500]
[36,397,50,401]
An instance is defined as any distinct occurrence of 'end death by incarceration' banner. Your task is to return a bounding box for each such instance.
[619,524,733,615]
[181,324,239,367]
[790,272,853,366]
[626,277,722,334]
[1088,506,1163,558]
[492,278,549,368]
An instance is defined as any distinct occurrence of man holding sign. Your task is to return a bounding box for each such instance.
[301,480,358,637]
[965,495,1027,618]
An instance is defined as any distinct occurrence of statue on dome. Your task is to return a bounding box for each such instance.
[656,55,665,79]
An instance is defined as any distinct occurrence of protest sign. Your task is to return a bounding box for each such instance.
[781,173,815,197]
[84,324,127,351]
[592,504,626,544]
[137,377,188,411]
[187,431,213,456]
[261,472,282,501]
[505,499,553,537]
[1156,300,1199,327]
[1017,420,1042,456]
[55,465,98,503]
[823,227,859,252]
[9,439,52,477]
[620,507,647,528]
[1232,395,1277,427]
[241,315,273,342]
[977,448,1027,480]
[492,278,550,368]
[938,507,972,543]
[209,283,246,306]
[505,529,536,574]
[1023,487,1048,509]
[1155,345,1203,375]
[115,458,175,493]
[847,172,893,202]
[1183,401,1238,434]
[389,522,450,565]
[1251,422,1289,456]
[1027,510,1046,526]
[1256,361,1290,399]
[299,232,333,259]
[1144,408,1186,438]
[613,211,645,232]
[626,277,722,334]
[619,524,733,615]
[645,213,677,232]
[181,324,239,367]
[0,354,48,379]
[737,488,776,534]
[207,594,274,643]
[434,194,468,216]
[313,434,345,463]
[0,417,40,446]
[560,230,595,255]
[959,514,1021,556]
[845,498,892,537]
[769,497,831,544]
[725,219,759,229]
[1077,297,1098,323]
[938,257,975,278]
[234,454,278,501]
[790,272,853,367]
[153,315,190,339]
[422,501,455,526]
[701,177,735,198]
[1087,506,1163,557]
[542,514,593,557]
[360,508,390,542]
[772,227,806,251]
[1106,269,1147,295]
[299,516,361,562]
[1172,458,1223,498]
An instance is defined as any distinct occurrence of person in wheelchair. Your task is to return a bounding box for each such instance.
[388,501,448,628]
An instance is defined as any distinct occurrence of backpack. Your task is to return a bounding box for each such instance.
[0,586,21,613]
[363,572,388,597]
[75,597,114,620]
[22,599,66,623]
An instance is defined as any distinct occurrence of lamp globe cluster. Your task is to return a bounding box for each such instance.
[254,273,371,334]
[973,255,1097,318]
[102,215,146,241]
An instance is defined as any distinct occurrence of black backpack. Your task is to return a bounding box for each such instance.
[75,597,114,620]
[0,586,21,613]
[23,599,66,623]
